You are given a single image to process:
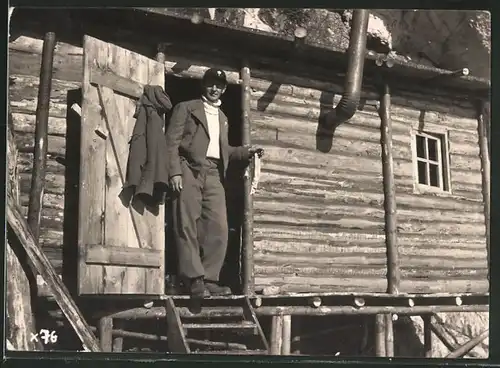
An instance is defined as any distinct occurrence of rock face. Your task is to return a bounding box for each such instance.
[178,8,490,80]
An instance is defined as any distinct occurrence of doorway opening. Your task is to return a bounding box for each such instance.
[163,74,245,295]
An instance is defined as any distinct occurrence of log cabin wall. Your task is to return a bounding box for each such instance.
[8,13,488,297]
[9,34,84,294]
[386,89,488,294]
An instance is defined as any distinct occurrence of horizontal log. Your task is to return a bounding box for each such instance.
[398,279,489,294]
[260,145,384,175]
[9,35,83,55]
[250,89,478,133]
[255,253,487,272]
[11,112,67,136]
[15,132,66,156]
[19,172,66,195]
[257,167,483,211]
[20,192,64,210]
[10,99,68,118]
[254,240,488,260]
[254,227,486,248]
[254,196,484,224]
[17,152,67,175]
[9,74,81,102]
[251,304,489,316]
[9,48,83,83]
[393,178,484,201]
[20,205,65,231]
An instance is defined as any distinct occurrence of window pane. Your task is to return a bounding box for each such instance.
[416,135,425,158]
[428,138,438,161]
[418,161,427,184]
[429,164,439,187]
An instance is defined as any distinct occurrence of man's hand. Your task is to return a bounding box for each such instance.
[169,175,183,193]
[248,146,264,159]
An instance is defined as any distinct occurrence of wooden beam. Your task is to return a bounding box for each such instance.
[27,31,56,243]
[90,66,144,99]
[477,100,490,267]
[270,315,284,355]
[240,59,254,296]
[99,316,113,352]
[422,314,432,357]
[379,82,400,294]
[445,330,489,359]
[375,314,386,356]
[6,191,101,352]
[85,244,162,268]
[165,297,190,353]
[384,313,394,357]
[281,315,292,355]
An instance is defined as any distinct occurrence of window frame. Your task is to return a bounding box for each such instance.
[410,127,452,195]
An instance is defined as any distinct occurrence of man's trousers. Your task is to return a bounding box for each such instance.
[171,158,228,282]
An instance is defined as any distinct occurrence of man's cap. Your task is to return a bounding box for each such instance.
[202,68,228,85]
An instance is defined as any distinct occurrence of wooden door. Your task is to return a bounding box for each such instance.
[78,36,165,295]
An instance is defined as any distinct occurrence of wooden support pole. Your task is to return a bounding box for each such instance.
[27,31,56,243]
[99,317,113,352]
[7,191,101,352]
[240,59,254,296]
[270,315,284,355]
[445,330,489,359]
[477,100,490,266]
[422,314,432,357]
[281,315,292,355]
[379,81,399,358]
[384,314,394,357]
[379,82,400,294]
[375,314,385,357]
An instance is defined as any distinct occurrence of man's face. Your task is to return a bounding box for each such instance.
[202,79,226,103]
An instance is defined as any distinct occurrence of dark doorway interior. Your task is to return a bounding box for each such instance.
[164,74,244,294]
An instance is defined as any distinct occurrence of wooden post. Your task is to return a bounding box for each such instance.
[27,31,56,242]
[422,314,432,357]
[291,317,301,355]
[281,315,292,355]
[240,60,254,295]
[375,314,385,356]
[384,314,394,357]
[379,81,399,357]
[477,100,490,266]
[270,315,284,355]
[99,317,113,352]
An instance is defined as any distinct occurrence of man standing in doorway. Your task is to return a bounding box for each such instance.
[166,68,263,298]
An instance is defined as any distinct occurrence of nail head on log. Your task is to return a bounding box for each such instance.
[408,298,415,307]
[392,313,398,321]
[294,27,307,40]
[254,297,262,308]
[354,297,365,308]
[455,297,463,306]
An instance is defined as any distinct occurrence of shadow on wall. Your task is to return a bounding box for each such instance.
[316,91,337,153]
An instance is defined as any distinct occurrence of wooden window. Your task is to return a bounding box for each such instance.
[412,131,450,193]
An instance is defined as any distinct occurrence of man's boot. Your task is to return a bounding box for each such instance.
[204,281,232,296]
[184,277,211,298]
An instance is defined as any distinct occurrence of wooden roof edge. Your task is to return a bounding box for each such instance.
[134,7,490,95]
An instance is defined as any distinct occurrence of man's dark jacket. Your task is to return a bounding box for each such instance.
[165,98,249,179]
[123,85,172,205]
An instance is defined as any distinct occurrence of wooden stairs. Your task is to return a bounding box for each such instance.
[165,296,269,355]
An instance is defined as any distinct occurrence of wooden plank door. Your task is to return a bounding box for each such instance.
[78,35,165,295]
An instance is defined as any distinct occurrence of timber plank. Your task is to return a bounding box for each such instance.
[7,192,101,352]
[85,244,162,268]
[101,42,131,294]
[79,35,107,294]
